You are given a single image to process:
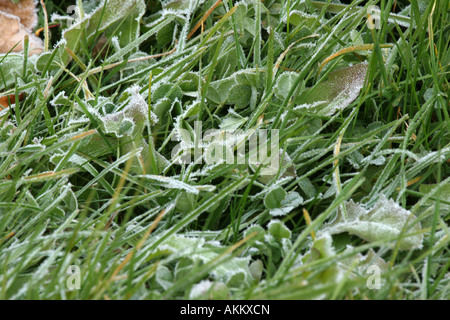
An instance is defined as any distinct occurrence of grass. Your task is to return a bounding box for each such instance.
[0,0,449,300]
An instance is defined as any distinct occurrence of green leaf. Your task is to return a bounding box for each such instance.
[156,20,176,48]
[227,84,252,108]
[180,72,204,92]
[244,225,266,242]
[419,183,450,214]
[176,192,196,214]
[268,220,291,240]
[153,98,172,124]
[35,52,59,73]
[105,0,146,52]
[0,54,34,91]
[152,83,183,102]
[248,260,264,281]
[288,10,320,28]
[164,0,190,10]
[264,187,287,209]
[206,78,235,105]
[302,233,342,284]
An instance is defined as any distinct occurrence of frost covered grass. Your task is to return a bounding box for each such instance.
[0,0,449,300]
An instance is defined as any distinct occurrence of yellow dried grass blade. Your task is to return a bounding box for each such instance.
[317,43,394,77]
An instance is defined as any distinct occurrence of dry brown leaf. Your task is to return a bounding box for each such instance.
[0,92,25,110]
[0,0,38,30]
[0,0,43,55]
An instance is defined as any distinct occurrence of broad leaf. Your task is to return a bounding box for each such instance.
[298,63,368,116]
[321,195,424,250]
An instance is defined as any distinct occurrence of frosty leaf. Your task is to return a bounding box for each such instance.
[183,100,201,118]
[321,195,423,250]
[35,51,59,72]
[234,69,265,88]
[155,234,252,286]
[102,102,116,115]
[301,233,342,284]
[349,30,368,55]
[269,191,303,216]
[347,150,386,169]
[155,265,174,290]
[175,192,196,213]
[219,115,247,131]
[300,63,368,116]
[0,54,36,91]
[233,2,247,31]
[264,186,287,209]
[297,178,316,199]
[227,84,252,108]
[153,98,172,124]
[248,260,264,281]
[189,280,229,300]
[53,0,146,67]
[76,133,119,159]
[206,78,235,105]
[0,120,16,141]
[50,92,70,107]
[303,233,336,262]
[362,155,386,166]
[267,220,291,240]
[287,10,319,28]
[179,72,203,92]
[274,71,298,101]
[205,192,231,215]
[103,117,135,138]
[152,83,183,102]
[206,69,265,105]
[346,151,364,169]
[213,45,238,79]
[156,18,176,48]
[104,1,145,51]
[244,225,265,242]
